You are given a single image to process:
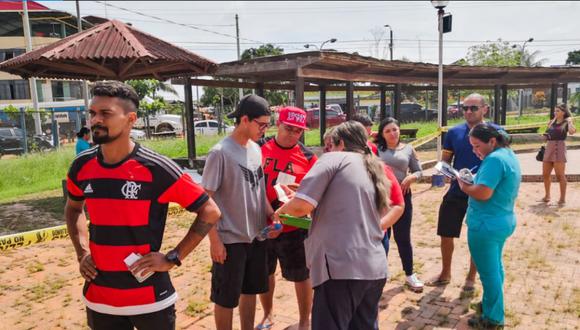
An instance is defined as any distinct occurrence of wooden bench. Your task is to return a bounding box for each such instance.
[505,126,541,134]
[400,128,419,138]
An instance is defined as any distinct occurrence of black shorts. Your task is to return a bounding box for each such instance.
[437,193,468,238]
[210,239,269,308]
[87,305,175,330]
[267,229,309,282]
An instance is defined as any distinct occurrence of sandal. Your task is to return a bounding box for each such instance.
[462,280,475,292]
[425,277,450,287]
[255,319,274,330]
[467,316,504,329]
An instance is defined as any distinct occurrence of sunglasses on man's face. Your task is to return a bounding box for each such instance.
[461,105,482,112]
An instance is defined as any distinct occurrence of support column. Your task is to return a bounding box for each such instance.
[550,83,558,119]
[501,85,508,125]
[345,81,354,120]
[295,76,305,143]
[256,82,265,98]
[393,84,402,121]
[184,77,196,166]
[562,83,568,106]
[379,85,387,121]
[494,85,501,124]
[442,85,448,127]
[319,85,327,146]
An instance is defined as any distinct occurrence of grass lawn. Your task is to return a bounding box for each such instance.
[0,113,575,203]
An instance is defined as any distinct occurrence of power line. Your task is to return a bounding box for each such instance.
[92,1,264,44]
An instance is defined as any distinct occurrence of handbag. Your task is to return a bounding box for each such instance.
[536,146,545,162]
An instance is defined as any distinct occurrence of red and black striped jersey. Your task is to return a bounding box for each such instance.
[259,137,317,233]
[66,144,208,316]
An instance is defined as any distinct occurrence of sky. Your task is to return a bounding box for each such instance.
[37,1,580,67]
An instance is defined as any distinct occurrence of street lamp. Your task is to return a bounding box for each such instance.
[304,44,319,50]
[512,37,534,66]
[320,38,337,50]
[431,0,448,161]
[384,25,393,60]
[512,37,533,116]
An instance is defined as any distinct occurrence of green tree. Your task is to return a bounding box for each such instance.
[462,39,521,66]
[201,44,287,108]
[566,50,580,65]
[241,44,284,60]
[126,79,177,100]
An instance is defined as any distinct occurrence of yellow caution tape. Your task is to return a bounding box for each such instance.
[0,224,69,251]
[410,131,442,148]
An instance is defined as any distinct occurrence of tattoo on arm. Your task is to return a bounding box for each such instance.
[192,217,214,237]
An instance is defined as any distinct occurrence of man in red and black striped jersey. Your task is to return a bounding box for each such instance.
[65,81,221,330]
[256,106,317,330]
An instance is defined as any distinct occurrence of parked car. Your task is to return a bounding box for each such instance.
[130,129,146,140]
[447,103,463,119]
[134,114,184,134]
[194,120,234,136]
[0,127,53,156]
[305,107,347,128]
[385,103,437,123]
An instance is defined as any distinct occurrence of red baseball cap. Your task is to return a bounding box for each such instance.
[278,106,308,130]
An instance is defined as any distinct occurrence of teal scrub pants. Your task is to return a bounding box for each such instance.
[467,224,515,325]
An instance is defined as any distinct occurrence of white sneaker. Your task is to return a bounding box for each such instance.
[405,273,424,292]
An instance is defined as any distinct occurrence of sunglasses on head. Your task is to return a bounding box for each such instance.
[461,105,482,112]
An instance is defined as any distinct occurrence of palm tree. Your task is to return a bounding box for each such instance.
[521,50,548,67]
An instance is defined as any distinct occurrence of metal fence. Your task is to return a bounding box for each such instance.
[0,109,87,155]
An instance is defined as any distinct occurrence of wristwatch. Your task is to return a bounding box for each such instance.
[165,249,181,267]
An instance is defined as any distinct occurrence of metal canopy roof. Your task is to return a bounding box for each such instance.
[215,51,580,87]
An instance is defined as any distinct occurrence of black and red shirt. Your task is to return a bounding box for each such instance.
[260,137,317,232]
[67,144,208,315]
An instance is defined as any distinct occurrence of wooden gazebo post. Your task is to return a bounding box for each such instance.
[550,84,558,119]
[346,81,354,120]
[319,84,327,146]
[501,85,508,125]
[494,85,501,124]
[183,77,196,165]
[379,85,387,122]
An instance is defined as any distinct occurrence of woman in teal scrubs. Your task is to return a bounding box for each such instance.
[457,123,521,329]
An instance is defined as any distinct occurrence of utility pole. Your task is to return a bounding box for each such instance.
[418,38,423,62]
[22,0,42,136]
[75,0,90,130]
[384,25,393,61]
[235,14,243,101]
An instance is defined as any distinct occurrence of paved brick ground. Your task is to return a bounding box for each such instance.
[0,183,578,329]
[208,183,578,330]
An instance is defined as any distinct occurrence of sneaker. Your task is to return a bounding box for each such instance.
[405,273,424,292]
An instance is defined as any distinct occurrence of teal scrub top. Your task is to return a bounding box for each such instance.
[466,148,521,231]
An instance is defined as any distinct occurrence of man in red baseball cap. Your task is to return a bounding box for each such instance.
[256,106,316,330]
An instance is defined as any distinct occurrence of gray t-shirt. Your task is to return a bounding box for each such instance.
[202,136,267,244]
[378,144,422,183]
[295,152,388,288]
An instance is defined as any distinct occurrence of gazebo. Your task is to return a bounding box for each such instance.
[0,19,217,165]
[175,51,580,145]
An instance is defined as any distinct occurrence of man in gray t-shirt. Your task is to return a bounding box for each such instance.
[203,136,267,243]
[202,94,277,330]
